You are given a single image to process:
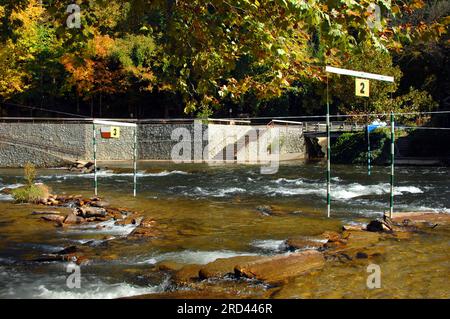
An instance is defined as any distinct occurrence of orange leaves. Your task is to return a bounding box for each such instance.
[89,35,115,59]
[0,0,45,97]
[410,0,426,10]
[61,54,95,94]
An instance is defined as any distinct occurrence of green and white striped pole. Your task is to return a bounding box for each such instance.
[390,112,395,217]
[326,79,331,218]
[93,122,98,196]
[133,126,137,197]
[367,125,371,176]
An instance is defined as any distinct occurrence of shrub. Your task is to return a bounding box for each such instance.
[24,162,36,187]
[11,163,50,203]
[11,184,50,204]
[331,128,391,165]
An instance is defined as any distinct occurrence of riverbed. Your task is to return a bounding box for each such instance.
[0,161,449,298]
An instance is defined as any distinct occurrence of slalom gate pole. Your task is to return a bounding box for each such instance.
[133,126,137,197]
[326,78,331,218]
[367,125,371,176]
[93,122,98,196]
[390,112,395,217]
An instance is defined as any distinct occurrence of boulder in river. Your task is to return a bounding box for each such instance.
[234,250,325,285]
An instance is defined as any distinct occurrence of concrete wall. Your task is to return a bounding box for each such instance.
[207,124,260,162]
[0,122,136,167]
[86,124,136,161]
[138,122,208,161]
[0,121,307,167]
[278,126,305,161]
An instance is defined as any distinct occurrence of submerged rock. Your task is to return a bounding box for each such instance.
[234,250,325,285]
[40,215,65,225]
[32,245,89,265]
[255,205,290,216]
[32,211,61,216]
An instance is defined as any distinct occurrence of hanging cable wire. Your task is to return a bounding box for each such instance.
[1,102,89,118]
[1,101,450,121]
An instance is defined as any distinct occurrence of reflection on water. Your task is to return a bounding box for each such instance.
[0,162,449,298]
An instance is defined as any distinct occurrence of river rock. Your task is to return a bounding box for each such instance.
[78,206,107,218]
[127,218,159,239]
[63,210,85,225]
[115,216,140,226]
[69,161,95,173]
[33,245,89,265]
[285,237,326,251]
[320,231,343,242]
[107,208,126,220]
[32,211,61,215]
[122,288,261,300]
[392,212,450,227]
[0,188,12,194]
[323,229,383,262]
[157,261,185,272]
[90,200,110,208]
[342,224,365,231]
[256,205,273,216]
[255,205,290,216]
[40,215,65,225]
[234,250,325,285]
[366,220,384,232]
[57,246,78,255]
[198,255,263,279]
[172,264,203,285]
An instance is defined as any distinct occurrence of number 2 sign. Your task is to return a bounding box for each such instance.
[355,78,370,97]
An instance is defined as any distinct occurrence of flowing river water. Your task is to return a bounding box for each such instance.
[0,161,449,299]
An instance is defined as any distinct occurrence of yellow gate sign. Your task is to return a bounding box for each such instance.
[111,127,121,138]
[355,78,370,97]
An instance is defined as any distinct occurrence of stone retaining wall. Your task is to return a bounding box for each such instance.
[0,121,306,167]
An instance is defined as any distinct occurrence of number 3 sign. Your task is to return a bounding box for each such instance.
[111,127,121,138]
[355,78,370,97]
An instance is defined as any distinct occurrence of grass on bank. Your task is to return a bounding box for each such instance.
[11,163,50,204]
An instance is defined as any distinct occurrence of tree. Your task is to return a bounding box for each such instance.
[0,0,44,98]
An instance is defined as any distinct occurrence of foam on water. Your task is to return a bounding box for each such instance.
[0,183,24,190]
[190,187,246,198]
[38,170,190,180]
[0,194,13,201]
[139,250,257,265]
[35,282,163,299]
[251,240,287,252]
[0,183,24,201]
[61,219,137,236]
[264,182,423,200]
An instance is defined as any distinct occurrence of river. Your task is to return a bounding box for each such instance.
[0,161,449,298]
